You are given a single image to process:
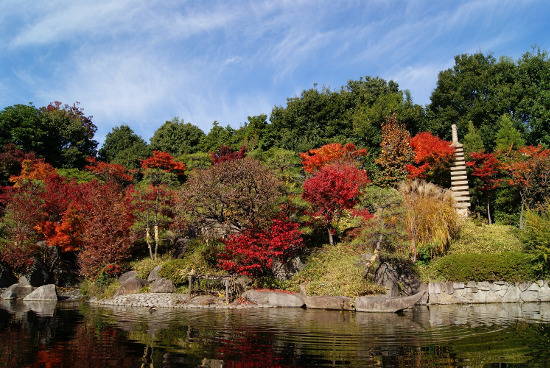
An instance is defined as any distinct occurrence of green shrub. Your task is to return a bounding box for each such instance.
[80,277,120,299]
[522,205,550,276]
[428,252,536,282]
[158,240,226,285]
[287,243,385,298]
[448,220,523,255]
[128,254,172,279]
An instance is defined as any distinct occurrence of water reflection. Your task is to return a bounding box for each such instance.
[1,300,550,367]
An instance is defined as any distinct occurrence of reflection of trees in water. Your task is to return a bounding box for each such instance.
[2,303,550,367]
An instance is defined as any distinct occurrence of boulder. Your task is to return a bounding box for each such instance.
[147,265,162,283]
[187,295,220,306]
[1,283,33,300]
[150,278,176,293]
[118,271,138,284]
[24,284,58,301]
[0,265,17,288]
[22,262,52,287]
[304,295,353,310]
[373,260,422,297]
[355,291,425,313]
[113,277,148,297]
[272,256,306,281]
[242,290,305,308]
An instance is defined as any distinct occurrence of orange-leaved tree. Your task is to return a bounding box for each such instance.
[299,142,367,174]
[406,132,455,186]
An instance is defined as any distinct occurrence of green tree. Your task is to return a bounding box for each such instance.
[198,121,237,153]
[463,121,485,157]
[0,102,98,168]
[495,114,525,152]
[514,48,550,146]
[429,49,550,150]
[39,102,98,168]
[0,104,45,155]
[150,118,205,156]
[268,77,425,154]
[99,125,150,169]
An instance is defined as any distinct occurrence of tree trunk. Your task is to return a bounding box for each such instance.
[328,228,334,246]
[487,200,492,225]
[153,187,160,260]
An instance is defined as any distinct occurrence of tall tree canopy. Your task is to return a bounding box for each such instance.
[150,117,205,156]
[0,102,97,169]
[98,125,150,169]
[429,49,550,149]
[267,77,425,153]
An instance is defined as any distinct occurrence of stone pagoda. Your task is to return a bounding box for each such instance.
[450,124,471,217]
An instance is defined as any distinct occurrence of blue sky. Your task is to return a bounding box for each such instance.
[1,1,549,146]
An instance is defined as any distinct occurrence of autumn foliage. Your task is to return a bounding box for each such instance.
[299,142,367,173]
[85,157,134,185]
[375,115,414,185]
[9,159,57,186]
[210,145,247,164]
[218,217,304,277]
[141,150,186,175]
[302,163,369,245]
[406,132,455,180]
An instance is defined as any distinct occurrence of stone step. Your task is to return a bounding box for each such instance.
[451,175,468,184]
[451,166,467,172]
[452,193,471,199]
[452,185,470,191]
[454,202,471,208]
[451,180,469,186]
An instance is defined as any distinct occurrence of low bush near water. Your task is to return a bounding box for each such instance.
[287,243,385,298]
[428,252,536,282]
[158,240,225,285]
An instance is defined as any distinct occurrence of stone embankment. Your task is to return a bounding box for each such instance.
[426,280,550,304]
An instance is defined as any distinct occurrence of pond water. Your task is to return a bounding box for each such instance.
[1,300,550,367]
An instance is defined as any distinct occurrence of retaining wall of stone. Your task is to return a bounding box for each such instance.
[426,280,550,304]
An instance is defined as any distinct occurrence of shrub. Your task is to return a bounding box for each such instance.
[158,240,226,285]
[522,204,550,276]
[218,217,304,277]
[288,243,385,298]
[128,253,172,279]
[428,252,536,282]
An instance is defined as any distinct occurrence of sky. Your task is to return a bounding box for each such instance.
[1,1,549,146]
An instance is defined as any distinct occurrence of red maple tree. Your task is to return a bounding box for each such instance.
[218,217,304,277]
[302,163,369,245]
[466,151,502,224]
[85,157,134,185]
[210,145,247,164]
[501,145,550,228]
[139,151,184,259]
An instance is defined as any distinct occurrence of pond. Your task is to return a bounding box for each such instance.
[1,300,550,367]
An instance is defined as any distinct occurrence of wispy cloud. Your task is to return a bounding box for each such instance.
[1,0,548,145]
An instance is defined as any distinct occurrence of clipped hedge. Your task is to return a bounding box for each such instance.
[430,252,536,282]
